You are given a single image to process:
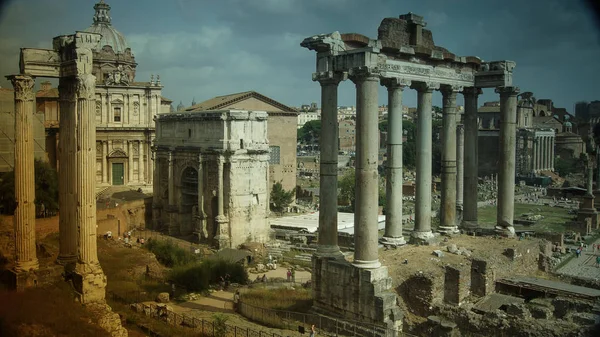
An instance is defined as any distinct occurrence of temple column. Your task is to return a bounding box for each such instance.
[215,155,230,248]
[7,75,39,273]
[139,140,145,184]
[411,82,439,241]
[350,68,380,268]
[534,137,540,172]
[551,137,555,172]
[456,123,465,224]
[496,86,519,237]
[73,73,106,303]
[315,71,345,258]
[57,77,77,265]
[463,87,482,225]
[381,78,410,246]
[542,137,547,170]
[128,140,134,184]
[167,151,179,235]
[439,85,461,234]
[101,141,108,184]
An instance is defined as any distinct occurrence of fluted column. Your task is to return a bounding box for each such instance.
[215,155,230,248]
[381,78,410,246]
[128,141,134,184]
[412,82,439,241]
[496,86,519,237]
[533,137,539,172]
[167,151,178,235]
[57,77,77,265]
[542,137,547,171]
[101,141,108,184]
[7,75,39,272]
[551,136,555,172]
[314,71,345,257]
[439,85,461,234]
[463,87,482,224]
[138,140,145,184]
[350,69,380,268]
[456,123,465,222]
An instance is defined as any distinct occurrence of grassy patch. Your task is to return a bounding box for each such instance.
[477,203,575,232]
[145,239,198,268]
[241,287,312,312]
[281,250,312,269]
[0,282,110,336]
[170,259,248,292]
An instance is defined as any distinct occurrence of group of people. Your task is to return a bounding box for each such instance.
[286,268,296,283]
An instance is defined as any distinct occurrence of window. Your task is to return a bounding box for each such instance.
[188,129,192,138]
[269,146,280,164]
[113,107,122,122]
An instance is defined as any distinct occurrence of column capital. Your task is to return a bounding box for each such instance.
[313,71,347,85]
[7,75,35,101]
[411,81,440,93]
[380,77,411,89]
[348,66,380,83]
[495,86,520,97]
[76,74,97,100]
[462,87,483,97]
[440,85,463,96]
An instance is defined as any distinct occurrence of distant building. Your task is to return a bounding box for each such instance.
[338,119,355,152]
[186,91,298,193]
[297,110,320,128]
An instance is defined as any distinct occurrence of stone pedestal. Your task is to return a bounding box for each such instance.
[73,263,107,304]
[312,256,403,335]
[577,195,599,228]
[6,269,38,291]
[215,215,230,249]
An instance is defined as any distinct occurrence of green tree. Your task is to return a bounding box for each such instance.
[270,182,294,213]
[338,169,355,211]
[0,159,58,216]
[297,120,321,144]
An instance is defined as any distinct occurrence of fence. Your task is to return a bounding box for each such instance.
[237,301,410,337]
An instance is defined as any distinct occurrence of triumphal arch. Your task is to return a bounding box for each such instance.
[7,31,107,303]
[301,13,518,334]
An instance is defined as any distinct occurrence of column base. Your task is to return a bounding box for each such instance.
[438,226,460,235]
[315,245,345,259]
[494,225,516,237]
[56,254,77,266]
[409,231,436,244]
[352,259,382,269]
[5,268,38,291]
[72,262,107,304]
[14,259,39,273]
[214,235,230,250]
[379,236,407,248]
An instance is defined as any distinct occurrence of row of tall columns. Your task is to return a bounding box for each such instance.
[7,75,39,273]
[532,135,555,173]
[496,86,520,236]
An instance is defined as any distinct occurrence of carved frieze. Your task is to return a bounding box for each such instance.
[380,77,411,89]
[133,102,139,116]
[95,101,102,116]
[312,71,348,85]
[104,65,130,86]
[8,75,35,101]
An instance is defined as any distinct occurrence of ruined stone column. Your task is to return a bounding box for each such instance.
[101,141,108,184]
[381,78,409,246]
[167,151,179,235]
[139,140,145,184]
[412,82,439,241]
[463,87,482,225]
[128,141,134,184]
[215,155,230,248]
[588,160,594,195]
[496,86,519,237]
[73,73,107,303]
[315,71,345,258]
[439,85,461,234]
[8,75,39,273]
[57,77,77,265]
[456,123,465,224]
[350,69,381,268]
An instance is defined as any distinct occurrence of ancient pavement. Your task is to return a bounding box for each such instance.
[556,237,600,280]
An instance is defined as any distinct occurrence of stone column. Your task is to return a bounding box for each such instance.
[167,151,178,235]
[57,77,77,265]
[542,137,547,171]
[139,140,145,184]
[411,82,439,241]
[8,75,39,273]
[534,137,539,172]
[128,140,134,184]
[197,155,207,239]
[456,123,465,224]
[315,72,345,257]
[101,141,108,184]
[588,160,593,195]
[439,85,461,234]
[463,87,482,225]
[215,155,230,248]
[350,69,381,268]
[551,137,555,172]
[147,140,154,185]
[495,86,519,237]
[151,150,161,230]
[381,78,409,246]
[73,73,106,303]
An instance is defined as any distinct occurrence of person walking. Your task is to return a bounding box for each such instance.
[596,255,600,268]
[309,324,316,337]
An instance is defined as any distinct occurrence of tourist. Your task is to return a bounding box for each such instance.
[287,269,292,282]
[596,255,600,268]
[291,268,296,283]
[309,324,316,337]
[576,247,581,258]
[262,274,267,283]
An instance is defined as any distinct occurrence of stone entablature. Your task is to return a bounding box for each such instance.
[153,110,270,249]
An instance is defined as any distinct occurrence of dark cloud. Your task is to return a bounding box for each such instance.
[0,0,598,110]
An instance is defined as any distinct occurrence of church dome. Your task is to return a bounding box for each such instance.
[85,1,131,54]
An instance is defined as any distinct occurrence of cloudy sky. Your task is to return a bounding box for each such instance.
[0,0,599,112]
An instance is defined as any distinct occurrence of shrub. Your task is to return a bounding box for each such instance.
[170,259,248,292]
[145,240,197,268]
[212,313,229,337]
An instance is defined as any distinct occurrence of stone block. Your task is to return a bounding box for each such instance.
[528,305,553,319]
[447,244,458,253]
[569,312,600,326]
[72,264,107,304]
[4,269,38,291]
[156,292,170,303]
[505,303,531,318]
[471,259,493,297]
[433,250,444,257]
